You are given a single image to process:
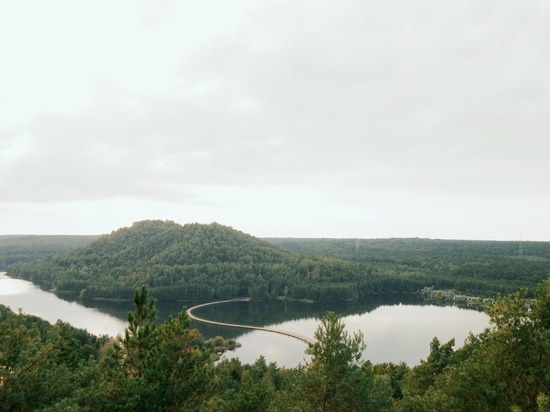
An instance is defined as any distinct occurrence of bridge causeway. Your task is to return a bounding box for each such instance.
[186,299,315,346]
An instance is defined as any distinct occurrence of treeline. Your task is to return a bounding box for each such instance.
[4,281,550,411]
[0,235,98,270]
[6,221,550,302]
[7,220,429,302]
[266,237,550,297]
[264,237,550,260]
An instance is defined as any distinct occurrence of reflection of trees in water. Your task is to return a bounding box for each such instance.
[188,294,425,340]
[88,293,426,340]
[81,299,135,323]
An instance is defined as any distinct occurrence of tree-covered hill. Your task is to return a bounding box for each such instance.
[264,237,550,261]
[7,220,386,302]
[8,221,550,302]
[265,237,550,297]
[0,234,98,270]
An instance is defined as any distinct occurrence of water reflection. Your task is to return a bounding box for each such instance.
[346,304,489,365]
[0,272,490,367]
[0,275,32,295]
[0,272,127,337]
[196,299,490,367]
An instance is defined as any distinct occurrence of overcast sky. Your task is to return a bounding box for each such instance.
[1,1,549,240]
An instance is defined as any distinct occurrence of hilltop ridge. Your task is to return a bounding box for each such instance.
[7,220,550,302]
[8,220,375,302]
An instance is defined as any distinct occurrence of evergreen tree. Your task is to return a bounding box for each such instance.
[301,311,393,411]
[91,286,215,411]
[116,285,158,378]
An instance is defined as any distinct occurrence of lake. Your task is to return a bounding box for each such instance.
[0,272,127,336]
[0,272,490,366]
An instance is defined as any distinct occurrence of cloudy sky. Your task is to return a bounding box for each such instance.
[1,1,549,240]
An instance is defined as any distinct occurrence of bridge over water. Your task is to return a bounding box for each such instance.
[186,299,315,346]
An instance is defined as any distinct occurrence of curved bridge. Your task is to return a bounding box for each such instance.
[187,299,315,346]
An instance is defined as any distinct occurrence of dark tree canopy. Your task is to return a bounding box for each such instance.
[6,220,550,304]
[3,277,550,410]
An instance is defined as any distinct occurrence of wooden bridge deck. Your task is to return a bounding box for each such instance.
[186,299,315,346]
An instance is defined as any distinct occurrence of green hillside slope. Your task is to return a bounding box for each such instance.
[7,220,383,302]
[265,237,550,296]
[9,221,548,302]
[0,235,98,270]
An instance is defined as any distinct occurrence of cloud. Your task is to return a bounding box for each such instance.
[0,0,549,237]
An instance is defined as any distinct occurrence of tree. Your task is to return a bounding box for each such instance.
[116,285,158,378]
[301,311,392,411]
[91,285,216,411]
[0,306,103,411]
[402,337,455,397]
[306,311,365,375]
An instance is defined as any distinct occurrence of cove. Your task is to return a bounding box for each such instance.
[187,299,315,345]
[0,272,127,337]
[186,298,490,367]
[0,272,491,367]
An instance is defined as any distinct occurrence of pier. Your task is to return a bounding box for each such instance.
[186,299,315,346]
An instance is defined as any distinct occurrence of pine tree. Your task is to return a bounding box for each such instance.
[116,285,158,378]
[301,311,393,411]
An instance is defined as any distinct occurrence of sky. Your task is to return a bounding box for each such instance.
[1,1,549,240]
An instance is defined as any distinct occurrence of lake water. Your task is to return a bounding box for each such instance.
[0,272,490,366]
[0,272,127,336]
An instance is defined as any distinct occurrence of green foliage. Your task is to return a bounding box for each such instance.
[398,277,550,412]
[0,305,107,411]
[403,337,456,397]
[5,277,550,410]
[93,285,216,411]
[6,224,550,410]
[373,362,410,400]
[0,235,97,270]
[10,221,549,303]
[267,237,550,297]
[299,311,393,411]
[306,311,366,372]
[7,220,389,303]
[116,285,158,378]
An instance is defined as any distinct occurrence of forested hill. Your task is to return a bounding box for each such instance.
[263,237,550,261]
[0,234,98,270]
[7,220,382,302]
[8,221,550,302]
[265,237,550,296]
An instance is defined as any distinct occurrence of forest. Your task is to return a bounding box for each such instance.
[3,280,550,411]
[0,235,97,271]
[3,220,550,410]
[6,220,550,302]
[266,237,550,297]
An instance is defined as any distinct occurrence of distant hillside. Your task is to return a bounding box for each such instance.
[0,235,99,270]
[265,237,550,296]
[8,220,386,302]
[9,222,548,302]
[263,237,550,260]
